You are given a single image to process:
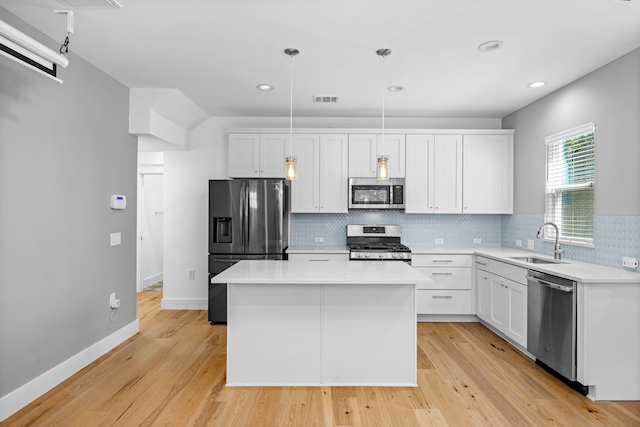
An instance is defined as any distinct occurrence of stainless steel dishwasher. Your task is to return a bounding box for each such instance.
[526,270,580,384]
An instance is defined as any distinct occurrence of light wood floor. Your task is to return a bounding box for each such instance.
[4,291,640,426]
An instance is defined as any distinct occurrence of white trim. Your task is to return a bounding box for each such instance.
[0,320,139,422]
[161,297,207,310]
[545,122,595,145]
[143,272,163,288]
[228,128,515,135]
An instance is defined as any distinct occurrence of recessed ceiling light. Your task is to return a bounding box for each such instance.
[256,84,273,91]
[477,40,503,52]
[527,81,547,88]
[387,85,404,92]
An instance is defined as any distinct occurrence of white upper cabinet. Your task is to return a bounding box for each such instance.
[259,134,288,177]
[405,134,462,213]
[228,133,287,178]
[433,135,463,213]
[348,134,405,178]
[291,134,348,213]
[378,134,406,178]
[228,134,261,177]
[462,134,513,214]
[319,134,349,212]
[348,134,377,177]
[405,134,432,213]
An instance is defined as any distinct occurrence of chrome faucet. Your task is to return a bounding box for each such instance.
[536,222,564,260]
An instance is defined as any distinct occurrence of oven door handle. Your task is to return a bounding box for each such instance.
[526,275,573,293]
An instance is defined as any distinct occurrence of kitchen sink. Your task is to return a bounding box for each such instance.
[510,256,563,264]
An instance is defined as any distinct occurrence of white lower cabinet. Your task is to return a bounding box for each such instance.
[475,256,527,347]
[413,254,473,315]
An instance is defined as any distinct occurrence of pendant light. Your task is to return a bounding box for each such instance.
[376,48,392,180]
[285,48,299,181]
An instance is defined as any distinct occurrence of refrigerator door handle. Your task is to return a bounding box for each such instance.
[241,181,247,249]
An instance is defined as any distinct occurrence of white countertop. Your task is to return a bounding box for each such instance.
[210,259,432,285]
[411,245,640,284]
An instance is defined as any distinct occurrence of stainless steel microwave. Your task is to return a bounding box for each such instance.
[348,178,405,210]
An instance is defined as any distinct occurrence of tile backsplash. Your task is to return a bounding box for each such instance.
[291,212,640,271]
[291,212,502,246]
[502,214,640,271]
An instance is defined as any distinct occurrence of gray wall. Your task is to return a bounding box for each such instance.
[503,48,640,215]
[0,8,137,398]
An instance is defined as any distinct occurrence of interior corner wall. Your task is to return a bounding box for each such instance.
[502,48,640,269]
[503,47,640,215]
[0,6,137,411]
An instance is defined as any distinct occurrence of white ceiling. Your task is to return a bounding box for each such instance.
[3,0,640,119]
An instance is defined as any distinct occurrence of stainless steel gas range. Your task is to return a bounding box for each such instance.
[346,224,411,263]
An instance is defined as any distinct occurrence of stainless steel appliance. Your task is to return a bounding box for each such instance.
[348,178,405,210]
[527,270,587,394]
[347,224,411,262]
[208,179,290,324]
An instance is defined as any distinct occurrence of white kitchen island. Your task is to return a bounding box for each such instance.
[210,260,431,387]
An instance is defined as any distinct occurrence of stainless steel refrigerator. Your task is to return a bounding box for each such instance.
[208,179,290,323]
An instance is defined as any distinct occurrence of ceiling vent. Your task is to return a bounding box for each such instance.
[61,0,123,8]
[312,96,340,104]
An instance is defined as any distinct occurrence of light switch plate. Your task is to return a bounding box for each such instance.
[435,238,444,244]
[623,257,638,268]
[516,239,522,247]
[473,238,482,244]
[527,239,534,250]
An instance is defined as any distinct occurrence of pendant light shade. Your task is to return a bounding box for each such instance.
[285,155,297,180]
[376,48,392,180]
[285,48,299,181]
[377,155,389,180]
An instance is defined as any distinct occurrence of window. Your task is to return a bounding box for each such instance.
[544,123,595,246]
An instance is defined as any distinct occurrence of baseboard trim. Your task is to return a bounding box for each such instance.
[0,320,139,422]
[143,272,163,288]
[417,314,479,322]
[161,297,207,310]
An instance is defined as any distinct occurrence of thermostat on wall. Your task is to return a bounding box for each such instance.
[110,194,127,210]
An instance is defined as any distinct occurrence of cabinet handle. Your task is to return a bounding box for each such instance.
[309,259,329,262]
[431,272,453,276]
[432,295,453,299]
[432,260,453,263]
[475,261,487,266]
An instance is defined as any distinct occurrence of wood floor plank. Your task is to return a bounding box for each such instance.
[3,292,640,427]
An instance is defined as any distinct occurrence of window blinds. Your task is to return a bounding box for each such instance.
[544,122,595,245]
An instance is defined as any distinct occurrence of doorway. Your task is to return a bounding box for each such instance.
[137,173,164,292]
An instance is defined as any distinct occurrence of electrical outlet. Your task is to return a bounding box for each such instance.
[188,269,196,280]
[516,239,522,247]
[527,239,534,250]
[623,257,638,268]
[435,238,444,244]
[473,238,482,244]
[110,232,121,246]
[109,292,120,309]
[314,237,324,243]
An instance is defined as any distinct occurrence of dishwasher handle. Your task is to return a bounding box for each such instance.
[526,275,573,293]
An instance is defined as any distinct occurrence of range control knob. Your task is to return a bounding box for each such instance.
[378,253,385,259]
[392,253,400,258]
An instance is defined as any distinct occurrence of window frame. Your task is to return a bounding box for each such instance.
[543,123,595,248]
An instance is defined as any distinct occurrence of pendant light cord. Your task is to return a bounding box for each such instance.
[381,53,386,156]
[289,53,293,157]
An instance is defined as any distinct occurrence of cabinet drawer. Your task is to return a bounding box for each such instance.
[474,256,527,284]
[411,254,472,267]
[414,267,471,290]
[288,253,348,262]
[417,289,474,315]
